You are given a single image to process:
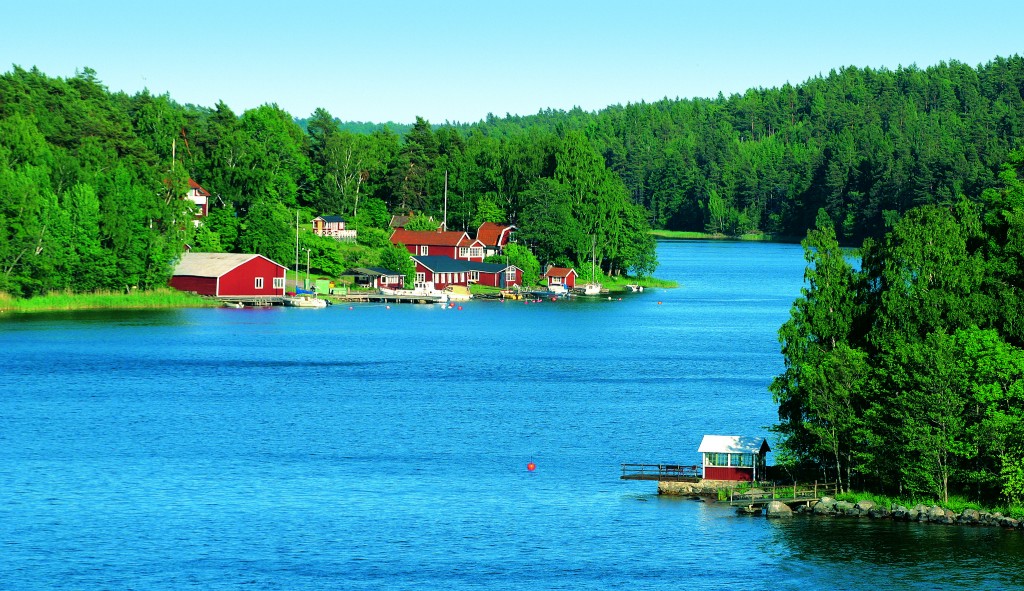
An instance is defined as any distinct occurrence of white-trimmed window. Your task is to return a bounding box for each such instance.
[255,277,264,289]
[459,247,468,258]
[551,277,562,285]
[416,272,425,283]
[468,247,483,259]
[273,277,284,289]
[469,271,479,282]
[505,268,516,282]
[420,245,428,255]
[459,273,465,283]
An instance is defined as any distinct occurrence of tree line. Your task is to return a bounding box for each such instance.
[3,55,1024,297]
[771,150,1024,507]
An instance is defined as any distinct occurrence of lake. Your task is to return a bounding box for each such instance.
[2,240,1022,590]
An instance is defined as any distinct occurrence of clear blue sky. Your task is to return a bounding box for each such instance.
[4,0,1023,124]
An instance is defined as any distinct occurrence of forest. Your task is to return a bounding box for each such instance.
[3,57,1024,296]
[2,56,1024,297]
[772,149,1024,508]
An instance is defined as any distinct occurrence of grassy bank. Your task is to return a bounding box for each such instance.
[651,229,793,242]
[834,490,1024,520]
[0,289,217,314]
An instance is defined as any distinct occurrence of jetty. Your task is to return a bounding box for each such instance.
[722,481,838,507]
[620,463,702,482]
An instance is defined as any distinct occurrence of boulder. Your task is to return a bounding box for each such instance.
[736,505,762,516]
[868,505,891,519]
[958,509,979,524]
[812,500,835,515]
[835,500,857,516]
[892,505,910,520]
[926,506,947,523]
[766,501,794,518]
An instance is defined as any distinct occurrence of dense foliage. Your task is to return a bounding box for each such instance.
[771,151,1024,506]
[3,55,1024,297]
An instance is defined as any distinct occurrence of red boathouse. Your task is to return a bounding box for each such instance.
[170,252,287,299]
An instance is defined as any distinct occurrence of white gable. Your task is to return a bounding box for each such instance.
[697,435,769,454]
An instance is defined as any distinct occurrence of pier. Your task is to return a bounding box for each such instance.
[620,463,702,482]
[722,481,838,507]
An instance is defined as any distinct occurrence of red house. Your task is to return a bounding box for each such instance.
[390,229,484,261]
[544,267,577,292]
[475,222,516,257]
[698,435,770,482]
[412,256,522,290]
[170,252,287,299]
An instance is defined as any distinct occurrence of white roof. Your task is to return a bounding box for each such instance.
[697,435,770,454]
[172,252,269,278]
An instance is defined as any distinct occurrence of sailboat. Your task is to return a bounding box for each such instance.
[580,237,602,295]
[283,211,328,308]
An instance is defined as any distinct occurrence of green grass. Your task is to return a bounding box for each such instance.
[651,229,777,241]
[834,490,1024,518]
[0,288,217,313]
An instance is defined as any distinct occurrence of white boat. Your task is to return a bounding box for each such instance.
[580,283,602,296]
[284,294,328,308]
[625,284,643,292]
[579,236,603,296]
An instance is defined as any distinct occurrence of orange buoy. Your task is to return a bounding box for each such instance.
[457,306,463,310]
[527,462,536,472]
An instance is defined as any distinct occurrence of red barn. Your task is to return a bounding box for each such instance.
[390,229,484,261]
[698,435,770,482]
[170,252,287,299]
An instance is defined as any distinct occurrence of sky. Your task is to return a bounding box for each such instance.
[4,0,1024,124]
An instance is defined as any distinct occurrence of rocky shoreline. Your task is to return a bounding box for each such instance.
[756,496,1023,530]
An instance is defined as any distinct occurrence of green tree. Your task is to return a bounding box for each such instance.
[379,243,415,288]
[486,242,540,287]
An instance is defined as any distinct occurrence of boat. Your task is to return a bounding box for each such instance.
[284,293,328,308]
[223,301,245,309]
[579,236,603,295]
[625,284,643,292]
[284,288,328,308]
[443,285,472,301]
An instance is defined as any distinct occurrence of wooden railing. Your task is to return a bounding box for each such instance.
[725,481,838,505]
[620,463,702,481]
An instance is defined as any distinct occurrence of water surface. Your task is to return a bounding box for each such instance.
[2,240,1020,590]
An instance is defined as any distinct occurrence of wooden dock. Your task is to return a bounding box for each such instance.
[723,481,838,506]
[620,463,702,482]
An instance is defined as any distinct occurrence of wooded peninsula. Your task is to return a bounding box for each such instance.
[1,56,1023,515]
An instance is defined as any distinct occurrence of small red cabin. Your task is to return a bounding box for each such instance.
[544,267,577,291]
[698,435,770,482]
[170,252,287,299]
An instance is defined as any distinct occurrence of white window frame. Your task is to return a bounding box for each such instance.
[273,277,284,289]
[469,247,483,259]
[255,277,264,289]
[459,247,468,258]
[420,245,428,255]
[505,268,516,282]
[416,272,425,283]
[469,271,479,282]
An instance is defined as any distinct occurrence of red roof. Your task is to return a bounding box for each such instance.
[390,229,470,247]
[188,178,211,196]
[545,267,577,278]
[476,222,514,247]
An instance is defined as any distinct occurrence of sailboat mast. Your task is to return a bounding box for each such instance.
[443,170,448,230]
[294,211,300,283]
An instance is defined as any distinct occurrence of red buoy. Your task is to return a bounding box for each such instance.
[527,462,536,472]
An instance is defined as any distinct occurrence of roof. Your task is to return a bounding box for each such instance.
[188,178,211,196]
[341,267,402,277]
[314,215,345,223]
[389,214,412,228]
[476,222,515,246]
[697,435,771,454]
[390,228,470,247]
[545,266,577,278]
[412,256,519,274]
[172,252,284,278]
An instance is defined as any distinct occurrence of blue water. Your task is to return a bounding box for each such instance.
[2,240,1022,590]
